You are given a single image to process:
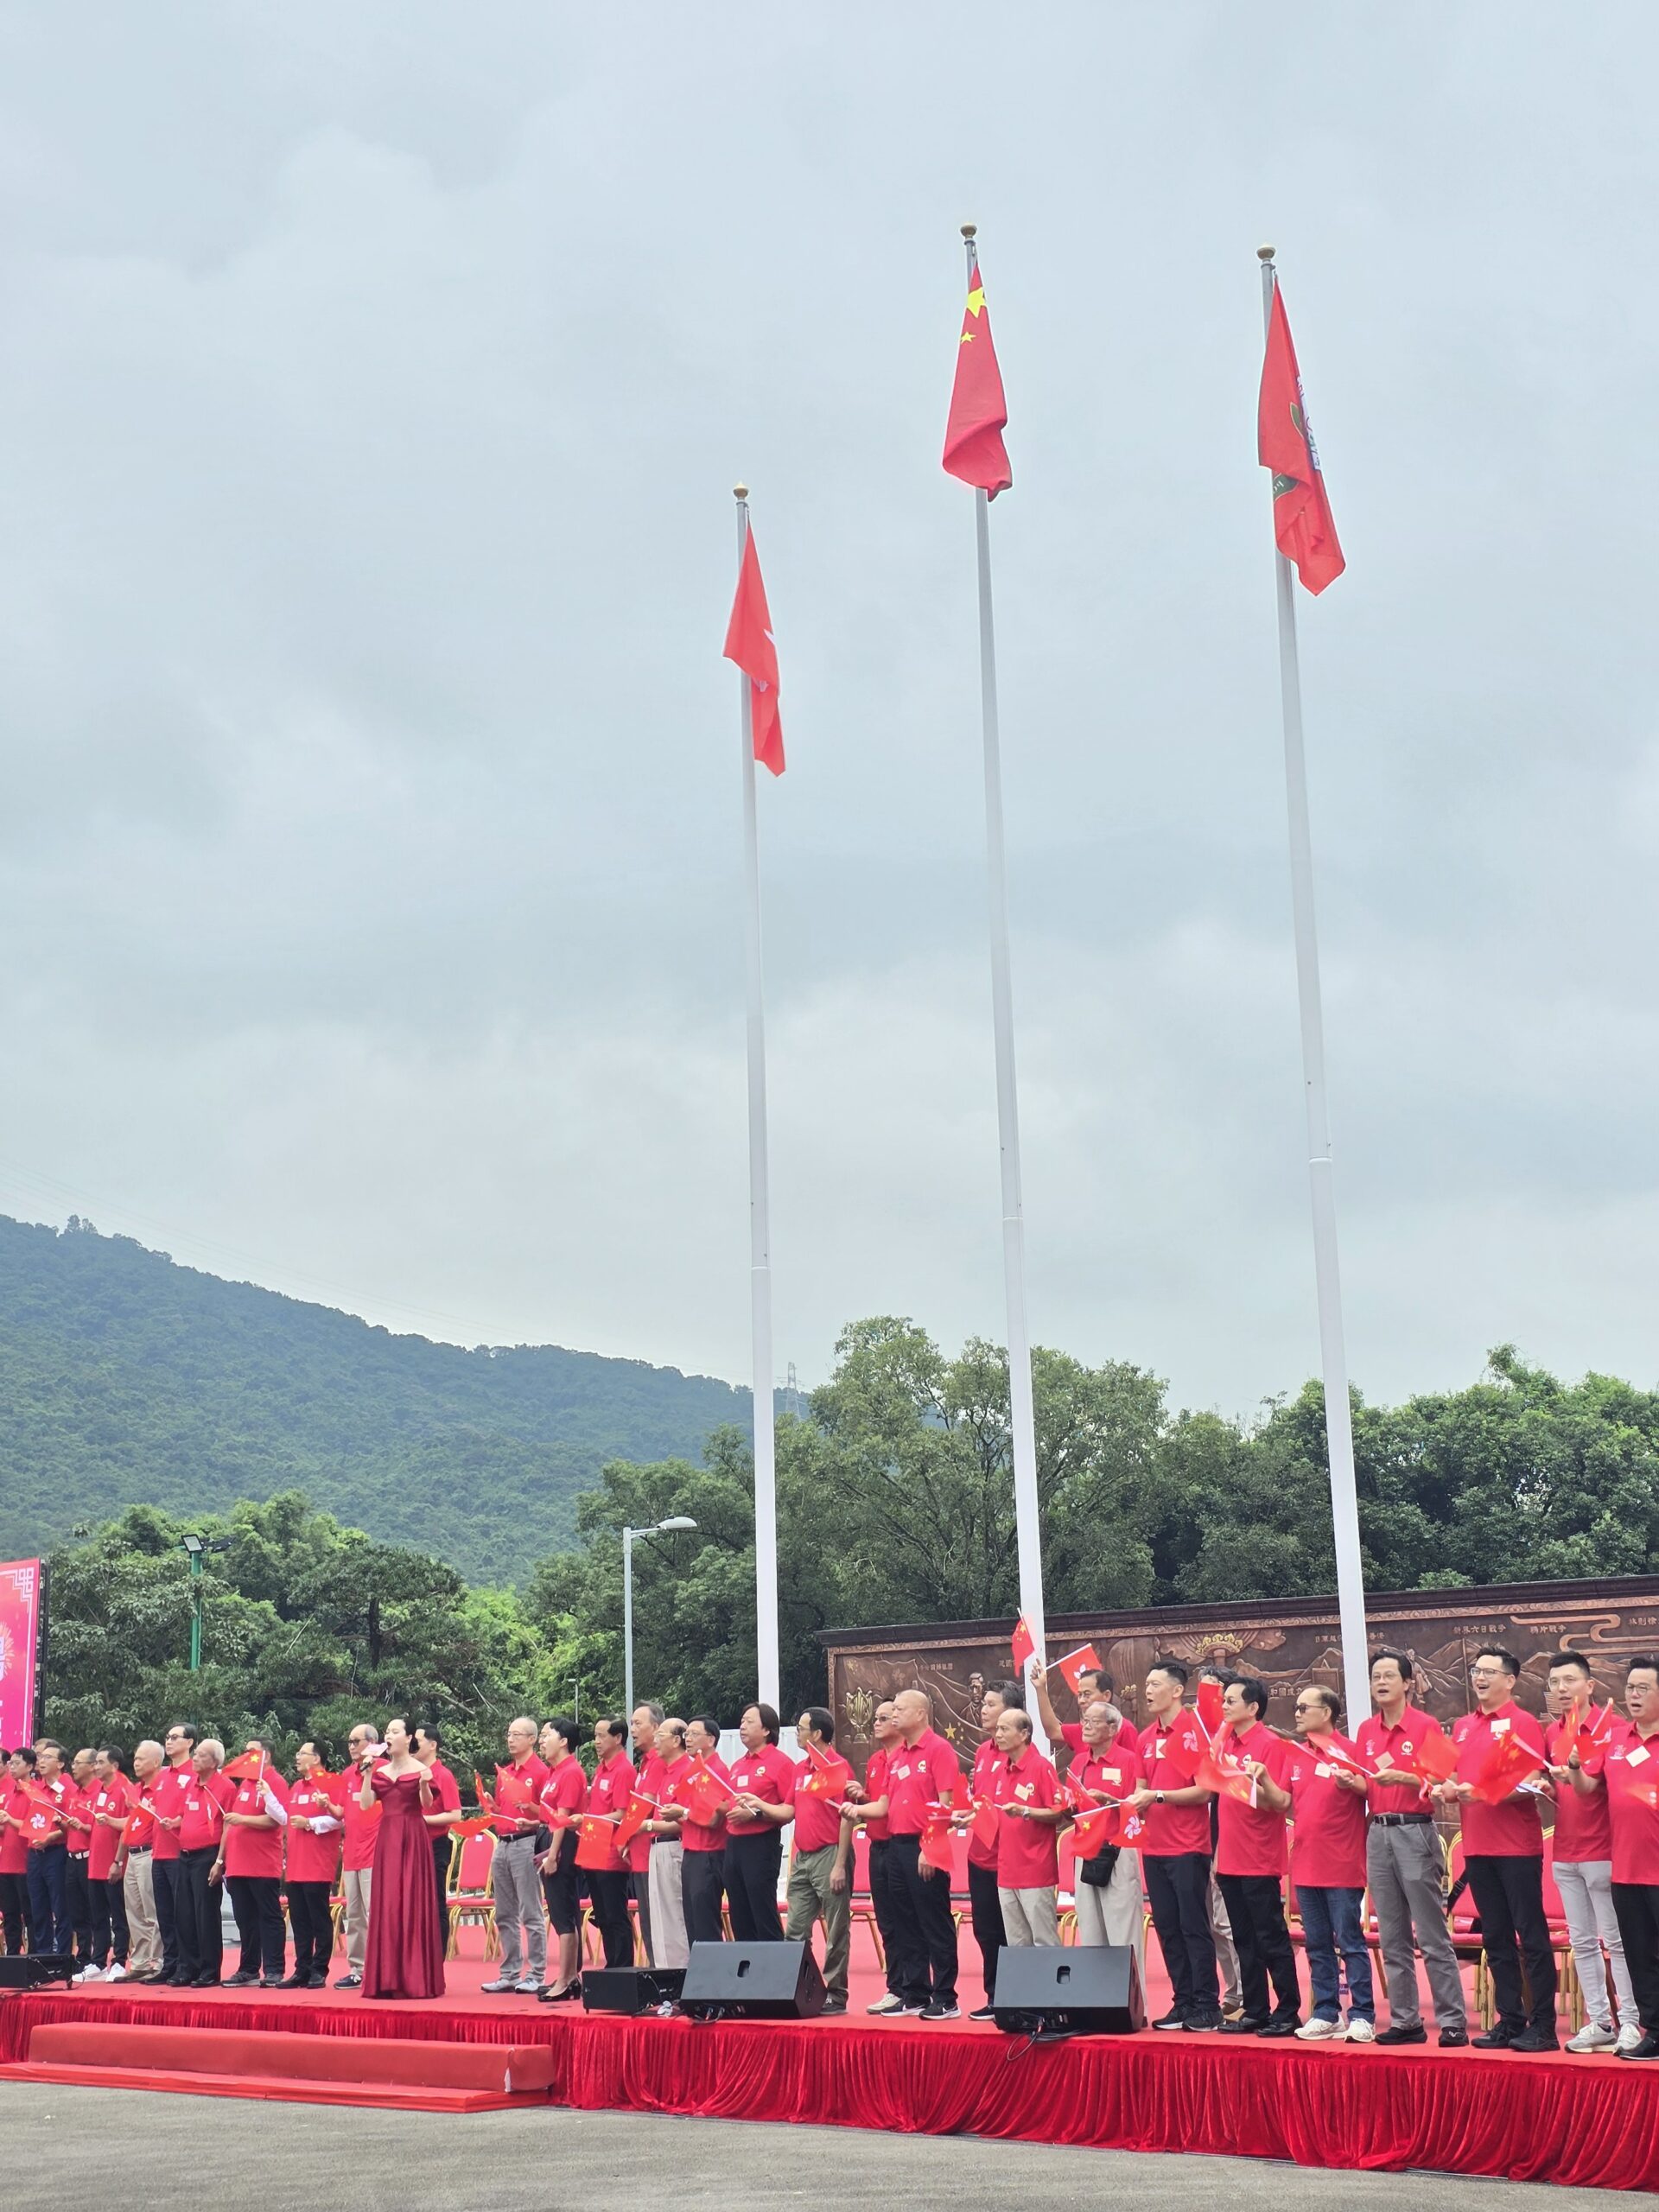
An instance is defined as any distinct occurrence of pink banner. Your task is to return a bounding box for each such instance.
[0,1561,41,1750]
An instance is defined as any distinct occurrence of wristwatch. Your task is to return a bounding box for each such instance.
[1155,1790,1166,1805]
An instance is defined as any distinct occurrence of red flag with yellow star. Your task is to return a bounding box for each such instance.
[1258,283,1344,594]
[943,252,1011,497]
[723,528,785,776]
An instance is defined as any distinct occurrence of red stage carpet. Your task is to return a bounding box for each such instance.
[2,1939,1655,2191]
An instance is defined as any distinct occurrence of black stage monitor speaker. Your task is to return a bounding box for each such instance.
[679,1939,826,2019]
[582,1967,686,2015]
[992,1944,1144,2036]
[0,1954,75,1992]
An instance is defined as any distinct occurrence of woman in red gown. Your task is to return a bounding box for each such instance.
[361,1719,446,1999]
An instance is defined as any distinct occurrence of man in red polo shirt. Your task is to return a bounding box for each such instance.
[1211,1675,1300,2036]
[1356,1648,1466,2046]
[82,1746,133,1982]
[176,1738,235,1986]
[148,1723,198,1984]
[1069,1698,1145,1976]
[842,1700,912,2015]
[334,1722,379,1989]
[1031,1661,1141,1763]
[62,1749,97,1974]
[962,1681,1020,2018]
[626,1703,669,1967]
[586,1716,636,1969]
[781,1707,854,2012]
[481,1716,550,1993]
[1281,1686,1374,2042]
[884,1688,962,2019]
[639,1716,691,1974]
[283,1742,343,1988]
[670,1713,729,1954]
[1544,1650,1640,2052]
[1437,1645,1556,2050]
[217,1739,290,1987]
[990,1707,1065,1948]
[1130,1660,1219,2031]
[1567,1654,1659,2060]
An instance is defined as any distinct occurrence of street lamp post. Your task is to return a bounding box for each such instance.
[622,1516,697,1719]
[179,1533,233,1671]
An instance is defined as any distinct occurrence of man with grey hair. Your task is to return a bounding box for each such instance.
[118,1738,164,1980]
[482,1716,549,1993]
[334,1722,378,1989]
[1069,1698,1147,1979]
[628,1702,667,1965]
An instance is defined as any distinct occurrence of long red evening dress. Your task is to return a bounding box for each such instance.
[362,1766,446,1999]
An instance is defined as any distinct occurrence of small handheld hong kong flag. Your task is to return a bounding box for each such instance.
[123,1803,156,1847]
[723,520,785,778]
[1010,1617,1037,1674]
[1259,276,1344,594]
[575,1813,618,1872]
[1055,1645,1103,1699]
[943,242,1012,498]
[1195,1677,1225,1743]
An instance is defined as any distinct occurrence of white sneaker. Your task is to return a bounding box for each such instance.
[1345,2018,1376,2044]
[105,1964,127,1982]
[1617,2022,1644,2055]
[1294,2016,1345,2040]
[513,1978,543,1995]
[866,1993,905,2015]
[1567,2020,1617,2053]
[72,1966,103,1984]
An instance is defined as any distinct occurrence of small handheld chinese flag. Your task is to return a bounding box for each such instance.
[614,1792,657,1853]
[575,1814,618,1871]
[472,1772,496,1819]
[1195,1678,1225,1742]
[969,1797,1000,1851]
[1197,1750,1258,1808]
[682,1758,734,1825]
[1393,1732,1459,1785]
[1010,1617,1037,1674]
[1055,1645,1103,1698]
[723,525,785,777]
[1568,1700,1617,1766]
[943,249,1012,497]
[798,1741,838,1799]
[919,1805,957,1876]
[494,1765,535,1813]
[1069,1803,1117,1857]
[223,1750,266,1784]
[1471,1732,1545,1806]
[1259,279,1344,594]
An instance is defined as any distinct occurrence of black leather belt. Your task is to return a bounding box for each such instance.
[1372,1812,1433,1827]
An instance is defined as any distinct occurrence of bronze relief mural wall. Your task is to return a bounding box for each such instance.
[820,1576,1659,1774]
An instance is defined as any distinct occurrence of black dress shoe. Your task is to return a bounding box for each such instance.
[1219,2016,1267,2035]
[1259,2018,1301,2038]
[1375,2023,1427,2044]
[194,1974,221,1988]
[1510,2027,1559,2053]
[1618,2031,1659,2060]
[1438,2025,1470,2047]
[1472,2024,1519,2049]
[277,1974,308,1989]
[305,1974,329,1989]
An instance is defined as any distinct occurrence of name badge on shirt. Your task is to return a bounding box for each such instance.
[1315,1762,1333,1777]
[1103,1768,1121,1784]
[1491,1718,1510,1736]
[1629,1745,1652,1768]
[894,1765,911,1780]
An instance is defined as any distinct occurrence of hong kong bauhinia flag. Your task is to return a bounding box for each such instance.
[943,252,1012,497]
[723,530,785,776]
[1258,283,1344,594]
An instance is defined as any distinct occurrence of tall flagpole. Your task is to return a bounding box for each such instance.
[1258,247,1370,1725]
[734,483,780,1713]
[961,226,1048,1739]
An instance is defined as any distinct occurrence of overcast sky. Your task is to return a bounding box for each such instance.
[1,5,1656,1422]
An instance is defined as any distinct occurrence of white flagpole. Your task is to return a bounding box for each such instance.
[1258,247,1370,1725]
[961,226,1048,1742]
[734,483,780,1713]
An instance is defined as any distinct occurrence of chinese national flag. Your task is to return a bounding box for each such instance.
[1471,1732,1545,1805]
[1069,1803,1118,1856]
[1392,1731,1459,1785]
[1568,1700,1618,1766]
[798,1742,838,1799]
[943,253,1012,497]
[1196,1750,1258,1808]
[1258,282,1344,594]
[223,1750,265,1783]
[472,1772,496,1818]
[920,1806,957,1876]
[1195,1678,1225,1743]
[1010,1617,1037,1674]
[494,1765,535,1813]
[575,1814,618,1871]
[615,1792,656,1852]
[1055,1644,1103,1698]
[723,529,785,777]
[969,1797,1000,1852]
[682,1758,733,1825]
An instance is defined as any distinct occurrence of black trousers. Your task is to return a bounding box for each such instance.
[967,1858,1005,2001]
[867,1836,909,1996]
[587,1869,633,1968]
[0,1872,27,1954]
[154,1855,184,1977]
[680,1849,726,1948]
[888,1833,958,2005]
[25,1846,69,1955]
[178,1848,222,1982]
[287,1879,333,1980]
[228,1873,285,1980]
[1611,1882,1659,2035]
[65,1855,92,1962]
[432,1838,450,1952]
[1144,1851,1219,2021]
[88,1873,129,1967]
[1218,1871,1301,2023]
[1465,1852,1556,2031]
[722,1831,784,1942]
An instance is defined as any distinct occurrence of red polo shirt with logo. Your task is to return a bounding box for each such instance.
[861,1747,893,1844]
[1285,1732,1368,1889]
[538,1756,588,1833]
[285,1774,345,1885]
[968,1739,1001,1871]
[62,1781,93,1856]
[341,1766,381,1873]
[1353,1705,1440,1817]
[991,1745,1063,1888]
[669,1750,729,1854]
[1546,1717,1614,1861]
[178,1771,234,1853]
[1137,1709,1210,1857]
[491,1753,550,1842]
[87,1775,134,1882]
[150,1758,195,1864]
[886,1730,962,1836]
[1452,1702,1546,1855]
[792,1745,854,1854]
[726,1744,797,1838]
[1214,1721,1294,1879]
[586,1749,635,1871]
[628,1751,669,1873]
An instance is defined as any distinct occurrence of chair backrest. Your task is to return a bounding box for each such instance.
[1541,1835,1567,1926]
[1056,1827,1077,1899]
[850,1827,873,1897]
[1446,1834,1479,1931]
[454,1829,495,1896]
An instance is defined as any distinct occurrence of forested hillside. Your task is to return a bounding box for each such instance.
[0,1215,744,1582]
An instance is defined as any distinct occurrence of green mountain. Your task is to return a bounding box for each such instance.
[0,1214,747,1583]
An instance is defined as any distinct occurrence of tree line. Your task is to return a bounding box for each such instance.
[41,1322,1659,1777]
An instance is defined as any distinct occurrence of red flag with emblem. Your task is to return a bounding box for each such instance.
[682,1757,734,1826]
[723,528,784,777]
[1259,281,1344,594]
[472,1772,496,1818]
[575,1813,619,1871]
[969,1797,1000,1851]
[122,1802,156,1847]
[1010,1617,1037,1674]
[920,1803,957,1876]
[1197,1749,1258,1808]
[615,1792,657,1853]
[1055,1645,1103,1698]
[943,251,1012,497]
[1195,1678,1225,1742]
[223,1749,266,1784]
[1471,1731,1546,1805]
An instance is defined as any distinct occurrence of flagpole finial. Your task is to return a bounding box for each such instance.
[1257,244,1276,262]
[960,222,977,239]
[733,482,749,502]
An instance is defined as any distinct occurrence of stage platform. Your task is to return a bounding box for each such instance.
[2,1936,1654,2192]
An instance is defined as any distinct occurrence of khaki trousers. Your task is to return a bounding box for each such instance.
[122,1853,162,1974]
[647,1840,689,1969]
[343,1867,372,1975]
